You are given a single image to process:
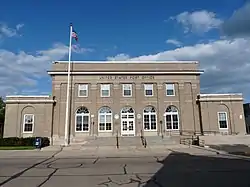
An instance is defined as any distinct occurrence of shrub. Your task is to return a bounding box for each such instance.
[0,137,50,147]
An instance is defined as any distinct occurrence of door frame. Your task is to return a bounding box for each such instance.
[121,113,135,136]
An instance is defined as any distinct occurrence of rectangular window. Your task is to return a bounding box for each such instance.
[23,114,34,133]
[123,84,132,97]
[144,84,153,96]
[76,115,89,132]
[78,84,88,97]
[101,84,110,97]
[218,112,228,129]
[166,83,175,96]
[99,114,112,131]
[165,114,179,130]
[143,114,157,131]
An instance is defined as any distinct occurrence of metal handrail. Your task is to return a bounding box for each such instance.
[140,130,147,148]
[179,130,239,136]
[180,136,205,147]
[116,130,119,149]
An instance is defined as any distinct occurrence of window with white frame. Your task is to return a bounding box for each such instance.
[101,84,110,97]
[144,84,153,96]
[143,106,157,131]
[166,83,175,96]
[123,84,132,97]
[164,106,179,130]
[75,107,90,132]
[218,112,228,129]
[98,106,112,131]
[78,84,88,97]
[23,114,34,133]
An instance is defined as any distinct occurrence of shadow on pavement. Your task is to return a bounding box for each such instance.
[143,152,250,187]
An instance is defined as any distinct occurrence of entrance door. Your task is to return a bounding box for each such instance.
[121,107,135,136]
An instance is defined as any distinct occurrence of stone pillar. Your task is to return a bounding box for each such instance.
[113,83,121,136]
[135,83,142,136]
[157,83,164,136]
[90,83,98,136]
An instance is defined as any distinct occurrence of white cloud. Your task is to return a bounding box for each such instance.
[0,43,93,96]
[171,10,223,33]
[16,24,24,30]
[222,2,250,37]
[0,22,24,38]
[107,38,250,100]
[72,44,94,53]
[166,39,182,47]
[107,53,130,61]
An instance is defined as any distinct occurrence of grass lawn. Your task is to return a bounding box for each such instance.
[0,146,35,150]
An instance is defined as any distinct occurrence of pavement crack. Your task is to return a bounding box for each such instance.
[37,158,59,168]
[154,156,164,164]
[47,163,84,169]
[93,157,99,164]
[154,156,159,162]
[135,174,141,180]
[0,155,57,186]
[37,168,58,187]
[123,164,127,174]
[98,177,112,186]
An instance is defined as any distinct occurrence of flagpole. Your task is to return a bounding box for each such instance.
[64,23,73,146]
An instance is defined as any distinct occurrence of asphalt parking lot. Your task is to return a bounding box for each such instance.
[1,147,250,187]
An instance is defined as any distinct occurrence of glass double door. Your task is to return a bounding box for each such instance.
[121,113,135,136]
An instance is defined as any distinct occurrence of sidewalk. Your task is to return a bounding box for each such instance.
[1,144,249,159]
[0,149,60,158]
[40,143,189,158]
[45,143,227,158]
[201,134,250,146]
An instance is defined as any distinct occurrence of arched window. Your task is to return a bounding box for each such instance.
[143,106,157,131]
[98,106,112,131]
[121,107,134,114]
[75,106,90,132]
[164,105,179,130]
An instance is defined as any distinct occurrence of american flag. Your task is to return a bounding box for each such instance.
[72,30,78,41]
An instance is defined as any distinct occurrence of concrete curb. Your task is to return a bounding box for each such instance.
[53,152,171,159]
[41,145,63,151]
[189,145,250,160]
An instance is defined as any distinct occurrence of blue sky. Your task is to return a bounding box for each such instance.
[1,0,250,102]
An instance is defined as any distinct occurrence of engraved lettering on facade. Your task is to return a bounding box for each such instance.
[99,75,154,80]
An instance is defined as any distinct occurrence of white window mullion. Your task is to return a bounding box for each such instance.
[23,114,34,133]
[171,114,173,130]
[78,84,88,97]
[149,113,152,130]
[166,83,175,96]
[104,115,107,130]
[81,115,84,132]
[144,84,153,96]
[123,84,132,97]
[101,84,110,97]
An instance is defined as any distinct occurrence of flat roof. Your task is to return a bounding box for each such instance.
[6,95,50,98]
[53,60,199,64]
[199,93,243,97]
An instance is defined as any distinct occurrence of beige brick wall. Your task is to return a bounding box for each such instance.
[3,61,247,146]
[198,94,246,135]
[50,63,202,141]
[4,96,55,140]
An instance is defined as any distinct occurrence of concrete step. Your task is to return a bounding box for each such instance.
[84,137,116,147]
[145,136,180,145]
[118,136,142,146]
[71,136,180,148]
